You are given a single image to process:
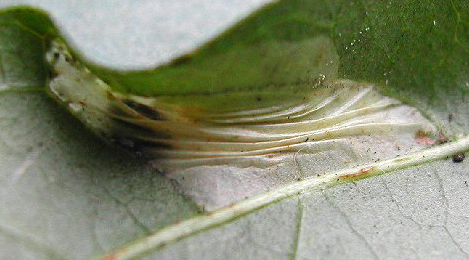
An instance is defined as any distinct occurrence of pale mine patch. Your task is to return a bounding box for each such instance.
[162,96,436,210]
[46,40,437,211]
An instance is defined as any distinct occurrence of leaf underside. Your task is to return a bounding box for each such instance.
[0,1,468,260]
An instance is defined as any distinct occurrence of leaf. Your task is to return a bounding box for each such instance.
[0,1,469,260]
[0,8,200,260]
[0,91,198,260]
[140,157,469,260]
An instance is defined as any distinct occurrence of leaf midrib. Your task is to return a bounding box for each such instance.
[90,135,469,260]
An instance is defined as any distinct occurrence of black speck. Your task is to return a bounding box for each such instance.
[448,113,454,122]
[453,152,465,163]
[123,99,165,121]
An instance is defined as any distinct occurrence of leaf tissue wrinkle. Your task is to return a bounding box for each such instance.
[46,36,438,209]
[0,3,449,210]
[46,38,435,158]
[1,2,469,259]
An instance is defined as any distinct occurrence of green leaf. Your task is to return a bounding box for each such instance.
[0,1,469,260]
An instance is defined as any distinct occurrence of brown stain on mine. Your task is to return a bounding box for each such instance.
[340,166,374,179]
[415,130,435,145]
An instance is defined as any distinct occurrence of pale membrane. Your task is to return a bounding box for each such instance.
[46,38,437,210]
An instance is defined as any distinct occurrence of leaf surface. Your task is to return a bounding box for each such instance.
[0,1,468,260]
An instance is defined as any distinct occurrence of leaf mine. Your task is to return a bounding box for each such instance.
[46,38,437,209]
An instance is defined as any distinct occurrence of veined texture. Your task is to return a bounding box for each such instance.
[46,38,437,209]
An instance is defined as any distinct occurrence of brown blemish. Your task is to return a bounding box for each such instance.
[340,166,374,179]
[415,130,435,145]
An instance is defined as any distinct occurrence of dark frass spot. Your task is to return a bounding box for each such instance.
[448,113,454,122]
[123,99,165,120]
[453,152,465,163]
